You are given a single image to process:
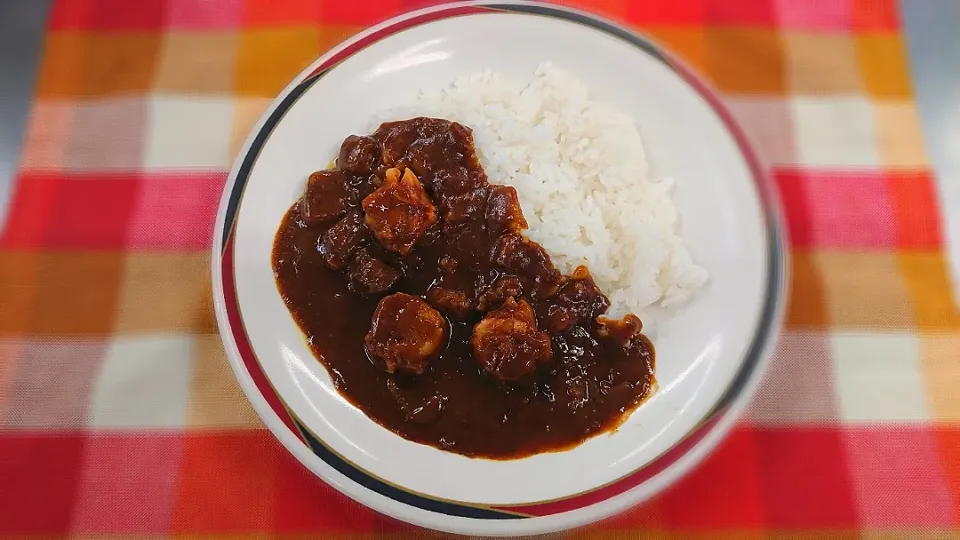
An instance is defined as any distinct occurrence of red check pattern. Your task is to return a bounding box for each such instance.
[2,0,959,537]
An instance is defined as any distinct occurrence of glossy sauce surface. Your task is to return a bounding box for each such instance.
[273,118,655,459]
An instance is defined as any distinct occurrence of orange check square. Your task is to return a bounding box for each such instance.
[30,252,126,335]
[187,334,261,428]
[815,251,914,329]
[236,27,321,96]
[0,252,42,336]
[874,101,928,167]
[155,31,239,93]
[784,250,829,329]
[855,33,912,98]
[899,253,960,330]
[920,333,960,420]
[113,253,215,334]
[783,32,861,94]
[319,24,362,57]
[80,33,163,97]
[645,27,708,74]
[706,28,787,94]
[36,32,89,97]
[0,339,23,422]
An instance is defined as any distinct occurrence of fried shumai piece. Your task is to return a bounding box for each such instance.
[471,297,552,382]
[362,168,438,255]
[364,293,448,375]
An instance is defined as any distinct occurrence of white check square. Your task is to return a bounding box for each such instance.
[792,97,880,167]
[89,335,194,427]
[830,331,929,421]
[145,96,233,169]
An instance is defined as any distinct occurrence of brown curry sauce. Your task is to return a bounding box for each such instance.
[272,117,655,459]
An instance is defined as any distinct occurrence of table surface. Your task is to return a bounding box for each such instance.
[2,1,960,537]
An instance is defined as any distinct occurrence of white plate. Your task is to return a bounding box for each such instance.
[212,1,786,536]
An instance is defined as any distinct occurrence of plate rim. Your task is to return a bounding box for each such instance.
[211,0,788,535]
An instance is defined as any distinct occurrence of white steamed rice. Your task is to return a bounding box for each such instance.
[375,63,708,322]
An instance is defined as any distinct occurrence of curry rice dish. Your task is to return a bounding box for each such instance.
[273,117,657,459]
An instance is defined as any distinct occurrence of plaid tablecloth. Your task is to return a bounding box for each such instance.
[2,0,958,537]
